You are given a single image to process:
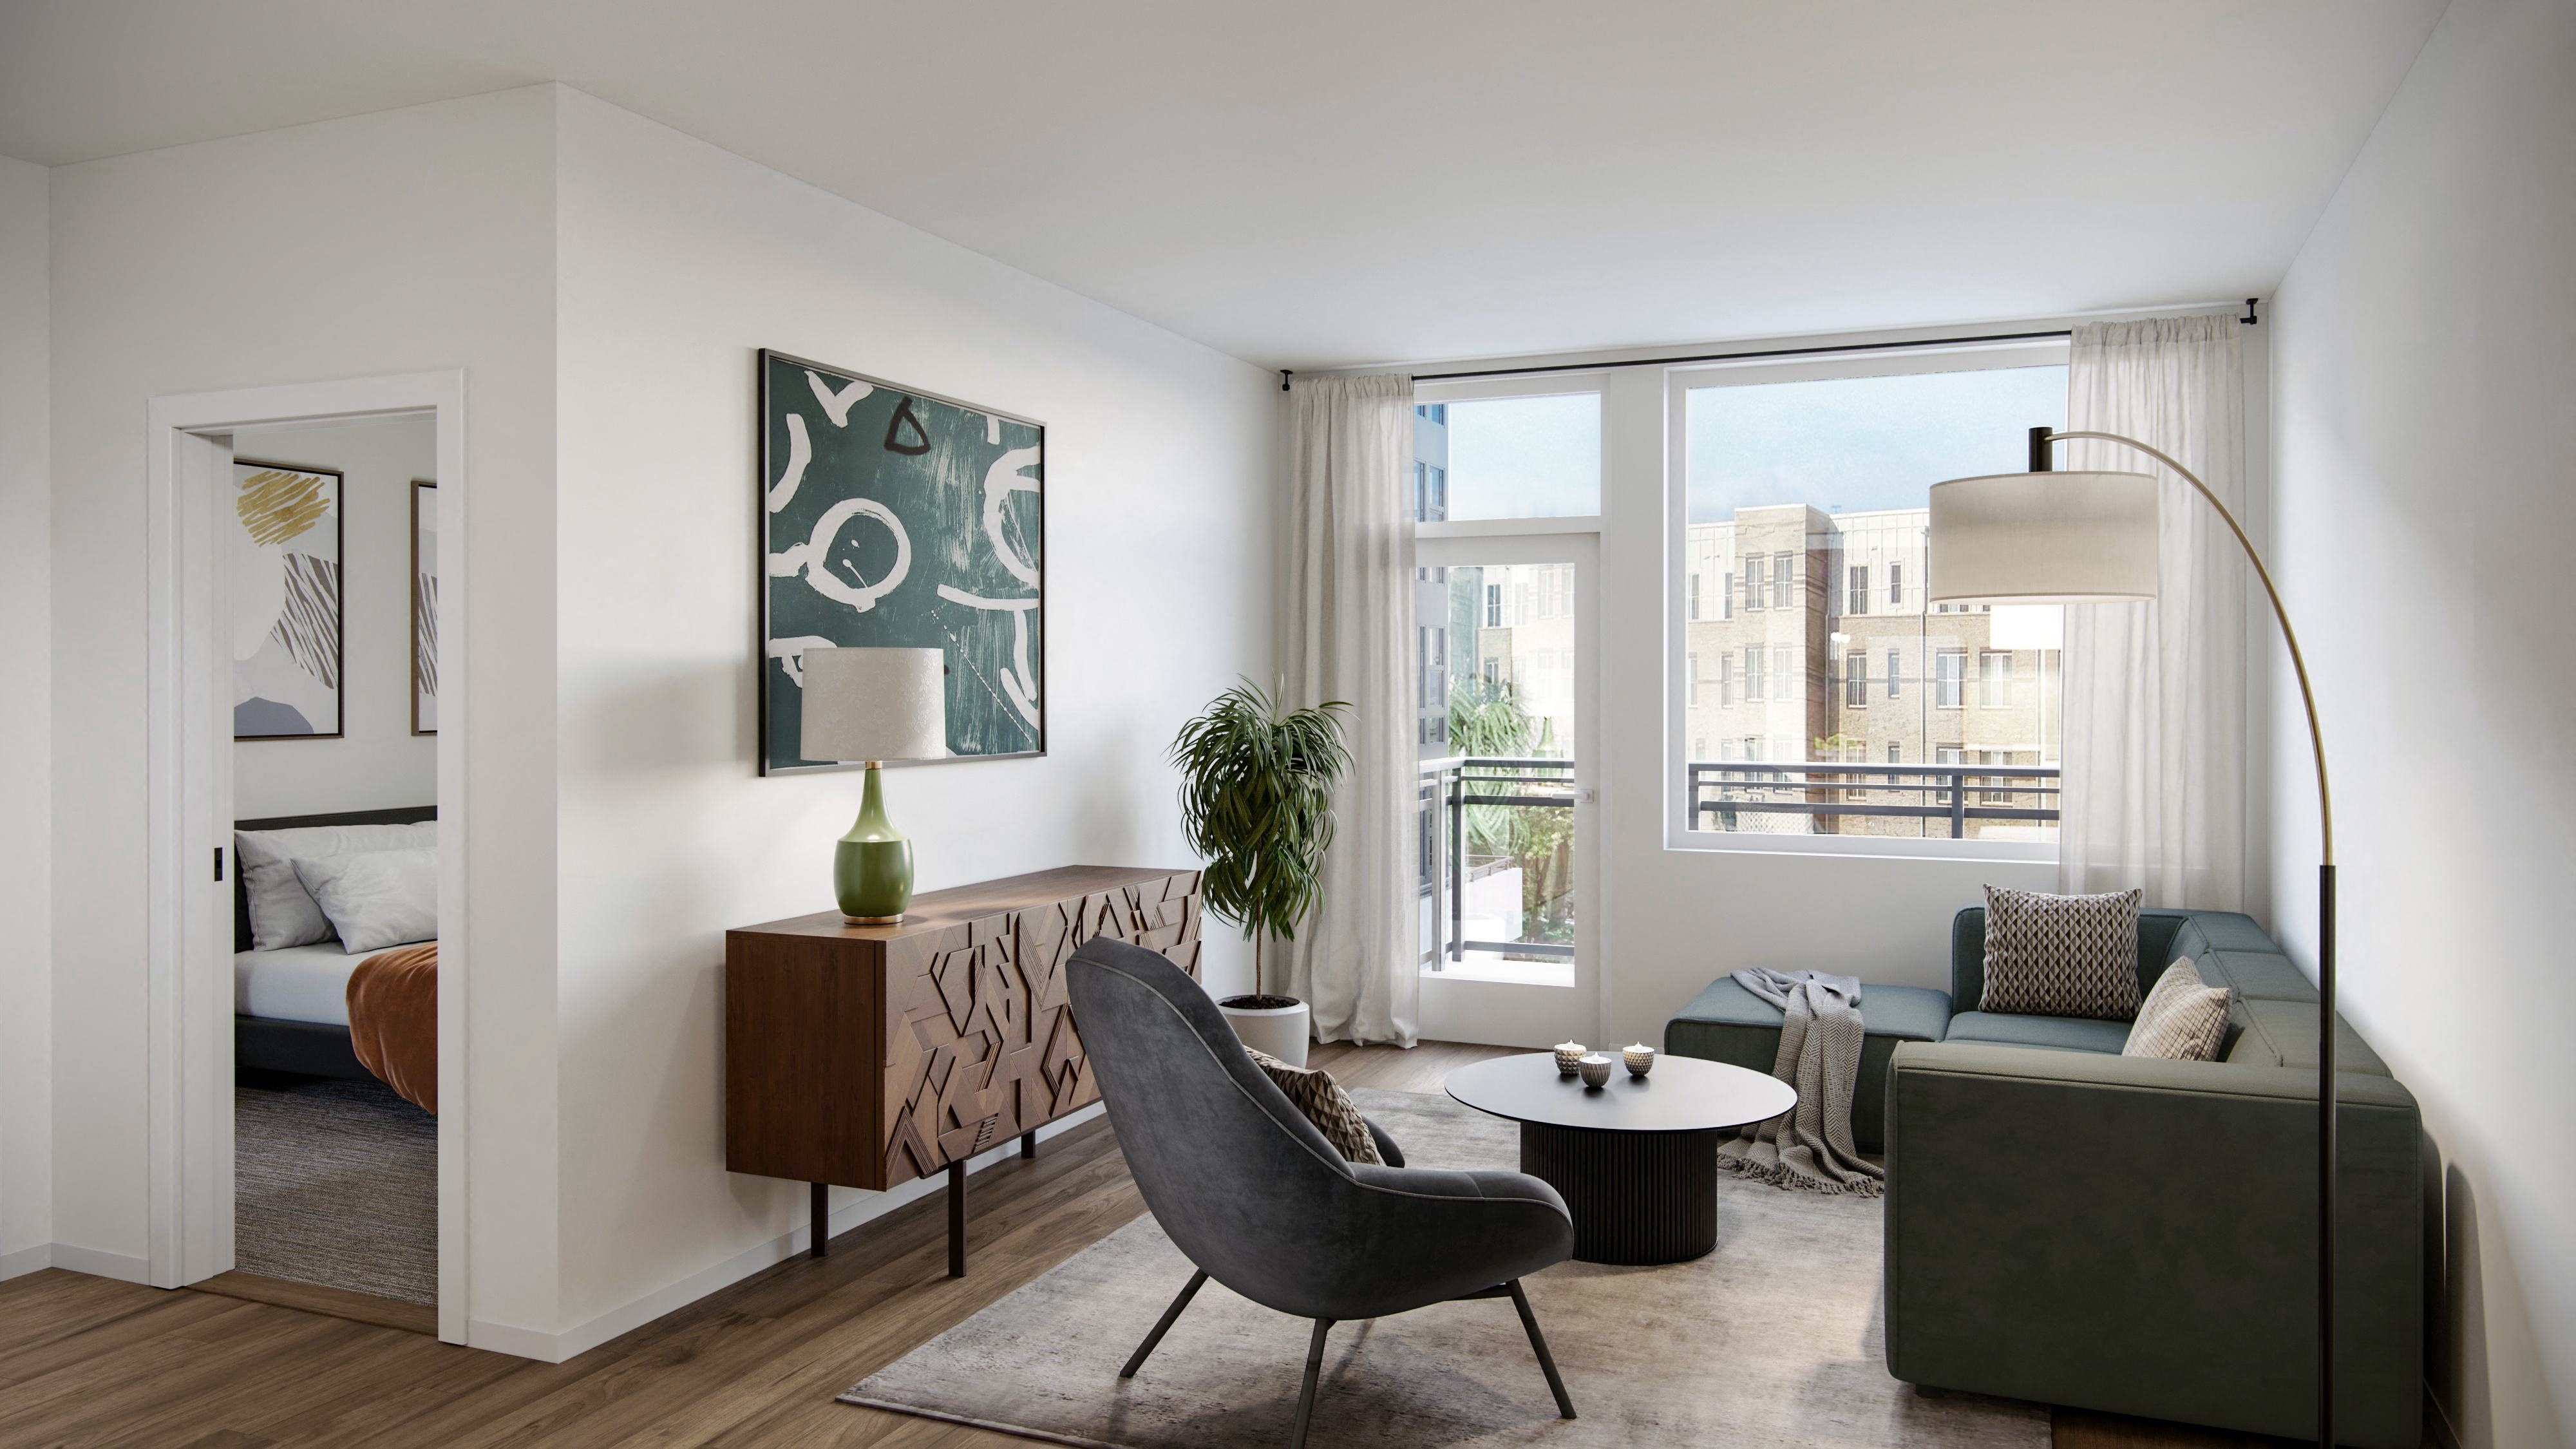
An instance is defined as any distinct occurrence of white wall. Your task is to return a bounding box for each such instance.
[0,155,53,1280]
[230,415,437,819]
[2266,0,2576,1443]
[547,92,1275,1343]
[47,89,564,1320]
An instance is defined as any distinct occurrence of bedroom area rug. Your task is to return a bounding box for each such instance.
[840,1086,2047,1448]
[234,1075,437,1305]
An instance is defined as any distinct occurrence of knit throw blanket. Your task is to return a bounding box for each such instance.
[1716,969,1884,1196]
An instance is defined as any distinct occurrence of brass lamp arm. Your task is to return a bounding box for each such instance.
[2041,429,2332,866]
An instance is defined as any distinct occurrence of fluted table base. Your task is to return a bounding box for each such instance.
[1518,1122,1721,1265]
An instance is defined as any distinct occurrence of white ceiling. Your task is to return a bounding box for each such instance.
[0,1,2446,369]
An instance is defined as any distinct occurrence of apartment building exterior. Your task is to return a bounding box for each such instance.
[1683,504,2061,838]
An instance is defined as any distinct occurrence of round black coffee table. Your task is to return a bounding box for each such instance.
[1446,1053,1796,1265]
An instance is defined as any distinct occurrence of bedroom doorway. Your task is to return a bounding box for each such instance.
[143,373,470,1345]
[226,413,441,1323]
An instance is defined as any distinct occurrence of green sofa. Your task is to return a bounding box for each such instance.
[1667,907,2424,1448]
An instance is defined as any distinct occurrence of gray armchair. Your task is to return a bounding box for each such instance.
[1066,936,1578,1448]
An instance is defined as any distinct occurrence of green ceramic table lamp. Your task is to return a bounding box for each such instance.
[799,646,948,924]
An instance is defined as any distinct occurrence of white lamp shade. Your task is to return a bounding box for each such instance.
[799,647,948,762]
[1926,471,2161,605]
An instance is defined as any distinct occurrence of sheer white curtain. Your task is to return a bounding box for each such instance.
[1278,374,1419,1046]
[2058,314,2248,908]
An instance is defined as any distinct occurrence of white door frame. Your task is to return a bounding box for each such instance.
[1415,532,1603,1047]
[144,370,470,1343]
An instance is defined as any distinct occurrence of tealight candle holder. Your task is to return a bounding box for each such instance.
[1623,1043,1657,1077]
[1553,1041,1587,1075]
[1578,1054,1614,1088]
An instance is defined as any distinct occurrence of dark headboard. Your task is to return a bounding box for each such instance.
[234,806,437,954]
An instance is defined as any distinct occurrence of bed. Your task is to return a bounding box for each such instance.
[233,806,435,1089]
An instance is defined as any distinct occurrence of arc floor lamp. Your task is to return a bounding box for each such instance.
[1927,426,2342,1446]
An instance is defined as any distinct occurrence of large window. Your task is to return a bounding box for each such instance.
[1678,354,2066,846]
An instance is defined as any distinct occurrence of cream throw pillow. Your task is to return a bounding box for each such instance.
[294,847,439,955]
[2123,960,2235,1061]
[1244,1048,1385,1165]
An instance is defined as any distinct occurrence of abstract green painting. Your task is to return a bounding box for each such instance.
[759,349,1045,773]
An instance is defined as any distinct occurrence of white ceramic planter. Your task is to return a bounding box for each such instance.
[1219,998,1312,1067]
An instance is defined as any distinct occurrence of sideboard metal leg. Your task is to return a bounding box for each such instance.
[947,1160,967,1277]
[810,1182,828,1260]
[1021,1130,1039,1160]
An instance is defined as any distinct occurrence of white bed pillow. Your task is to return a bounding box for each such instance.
[293,846,439,954]
[234,821,436,951]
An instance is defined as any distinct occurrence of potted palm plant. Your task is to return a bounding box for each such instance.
[1170,679,1350,1066]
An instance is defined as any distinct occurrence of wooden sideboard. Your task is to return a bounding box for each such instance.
[726,864,1202,1274]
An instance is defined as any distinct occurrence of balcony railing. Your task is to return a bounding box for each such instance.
[1685,760,2060,838]
[1419,755,1576,971]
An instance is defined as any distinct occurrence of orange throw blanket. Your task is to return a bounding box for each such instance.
[346,942,438,1113]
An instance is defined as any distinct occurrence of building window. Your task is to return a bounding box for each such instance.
[1689,573,1701,621]
[1687,653,1700,706]
[1888,562,1903,608]
[1744,646,1765,702]
[1935,650,1966,709]
[1771,554,1794,610]
[1742,554,1765,611]
[1719,655,1734,706]
[1485,583,1501,627]
[1888,742,1902,764]
[1980,650,2013,707]
[1845,564,1870,616]
[1885,648,1902,699]
[1775,647,1796,698]
[1844,650,1866,706]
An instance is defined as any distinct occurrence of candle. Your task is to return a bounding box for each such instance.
[1553,1041,1587,1075]
[1578,1053,1614,1088]
[1622,1043,1657,1077]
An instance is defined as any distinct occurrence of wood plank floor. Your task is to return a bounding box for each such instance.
[0,1042,2281,1449]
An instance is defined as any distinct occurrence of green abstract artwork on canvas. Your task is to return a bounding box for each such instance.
[760,350,1045,772]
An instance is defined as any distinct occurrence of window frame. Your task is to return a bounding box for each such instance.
[1663,339,2067,863]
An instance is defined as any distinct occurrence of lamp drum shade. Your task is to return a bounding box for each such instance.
[799,647,947,762]
[1926,471,2161,605]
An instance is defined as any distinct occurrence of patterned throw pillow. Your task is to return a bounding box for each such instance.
[2123,960,2235,1061]
[1980,885,2143,1021]
[1244,1048,1384,1164]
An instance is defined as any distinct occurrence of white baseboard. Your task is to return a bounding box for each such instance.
[44,1242,151,1283]
[470,1106,1105,1365]
[0,1242,53,1281]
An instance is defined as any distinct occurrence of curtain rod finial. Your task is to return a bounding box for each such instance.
[1280,369,1293,392]
[2242,298,2260,325]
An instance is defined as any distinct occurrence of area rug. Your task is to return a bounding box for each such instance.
[841,1086,2045,1448]
[234,1076,437,1305]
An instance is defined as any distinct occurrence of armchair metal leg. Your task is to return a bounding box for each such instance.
[1289,1318,1335,1449]
[1506,1279,1577,1419]
[1119,1269,1209,1379]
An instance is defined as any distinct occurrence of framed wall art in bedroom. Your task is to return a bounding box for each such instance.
[230,458,345,740]
[757,349,1046,775]
[411,478,439,735]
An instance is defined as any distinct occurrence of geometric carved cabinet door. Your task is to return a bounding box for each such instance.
[880,872,1202,1187]
[723,863,1200,1202]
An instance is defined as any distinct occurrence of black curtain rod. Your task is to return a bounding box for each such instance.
[1408,327,2074,384]
[1280,300,2256,390]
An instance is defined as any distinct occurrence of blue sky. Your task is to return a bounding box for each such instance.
[1439,365,2065,522]
[1686,366,2066,520]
